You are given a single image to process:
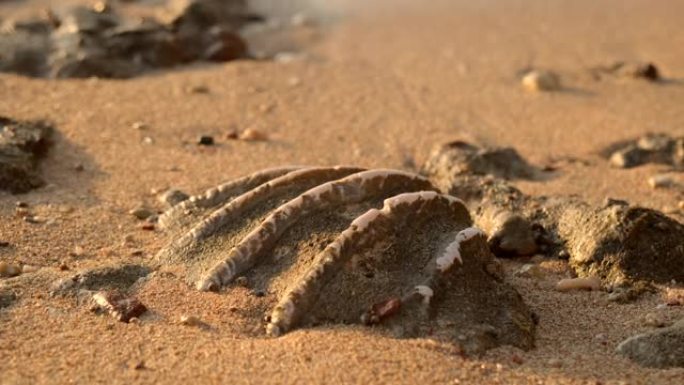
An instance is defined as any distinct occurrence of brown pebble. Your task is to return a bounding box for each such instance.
[643,312,668,328]
[511,354,524,365]
[225,130,239,140]
[235,276,249,287]
[70,246,86,257]
[556,276,601,292]
[15,201,28,208]
[365,297,402,325]
[141,223,155,231]
[92,290,147,323]
[0,261,22,278]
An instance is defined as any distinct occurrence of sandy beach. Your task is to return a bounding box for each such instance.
[2,0,684,383]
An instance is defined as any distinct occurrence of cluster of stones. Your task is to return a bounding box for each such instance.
[0,0,257,78]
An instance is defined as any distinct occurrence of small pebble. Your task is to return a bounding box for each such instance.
[158,189,189,208]
[23,215,46,224]
[0,241,10,248]
[180,315,204,326]
[142,136,154,145]
[141,223,155,231]
[74,163,85,172]
[556,276,601,292]
[643,312,667,328]
[225,130,239,140]
[198,135,215,146]
[70,246,86,257]
[0,261,22,278]
[186,85,209,94]
[648,175,674,189]
[91,290,147,323]
[129,207,154,220]
[21,265,40,274]
[239,128,268,142]
[235,276,249,287]
[15,201,28,208]
[547,358,563,368]
[522,70,561,92]
[131,122,148,130]
[514,264,544,279]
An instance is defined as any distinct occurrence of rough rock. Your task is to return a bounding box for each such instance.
[91,290,148,322]
[617,319,684,368]
[422,140,540,184]
[424,146,684,285]
[594,61,661,82]
[158,189,190,208]
[605,133,684,169]
[0,116,53,193]
[557,200,684,285]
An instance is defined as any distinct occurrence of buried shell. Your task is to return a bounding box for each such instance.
[155,166,535,353]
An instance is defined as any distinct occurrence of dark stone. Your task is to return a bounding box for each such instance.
[198,135,215,146]
[0,116,53,193]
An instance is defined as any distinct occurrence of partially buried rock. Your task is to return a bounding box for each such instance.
[91,290,147,322]
[597,61,661,82]
[617,318,684,368]
[606,133,684,169]
[158,189,190,208]
[422,140,540,184]
[557,200,684,285]
[0,116,53,193]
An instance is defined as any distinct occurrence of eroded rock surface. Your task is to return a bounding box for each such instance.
[617,319,684,368]
[423,141,541,185]
[154,166,536,354]
[0,116,53,193]
[604,133,684,169]
[425,146,684,284]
